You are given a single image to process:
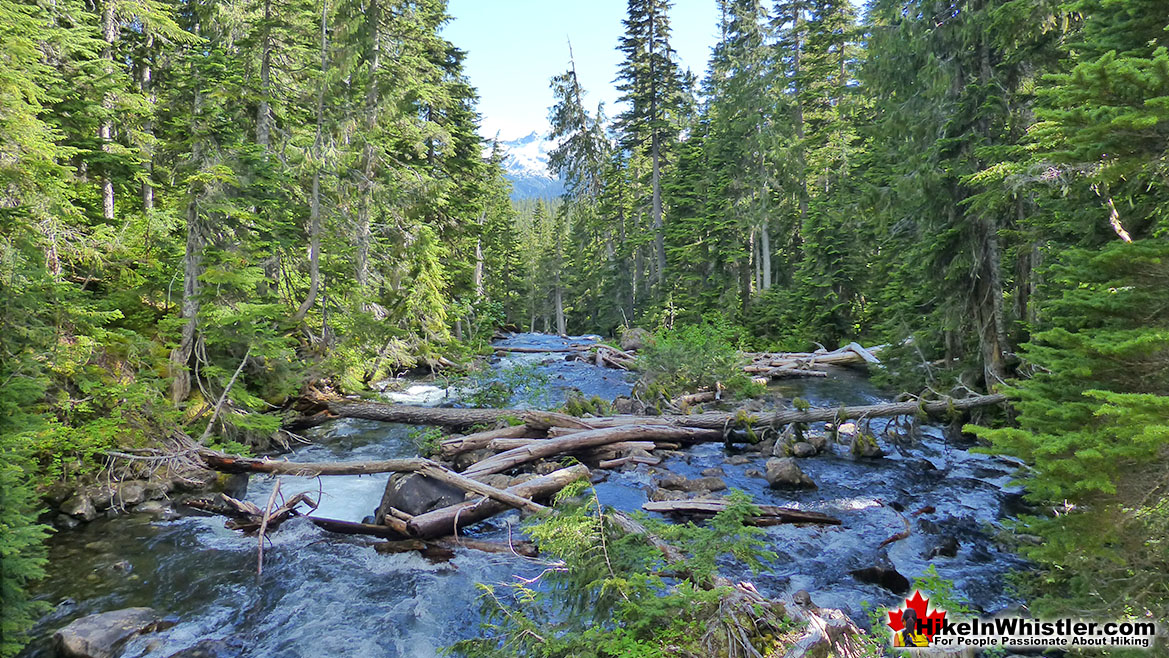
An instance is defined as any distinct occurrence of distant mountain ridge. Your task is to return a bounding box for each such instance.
[498,131,564,200]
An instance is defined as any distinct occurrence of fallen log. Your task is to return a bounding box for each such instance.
[642,500,842,526]
[326,401,517,429]
[492,344,592,353]
[308,516,408,538]
[408,465,589,539]
[200,453,546,514]
[322,394,1006,432]
[461,426,722,478]
[439,424,533,457]
[439,537,539,558]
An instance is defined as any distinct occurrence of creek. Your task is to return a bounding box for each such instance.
[20,333,1029,657]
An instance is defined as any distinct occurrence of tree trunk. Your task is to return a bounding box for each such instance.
[473,212,485,298]
[169,81,205,404]
[355,0,380,292]
[140,32,154,212]
[293,0,329,324]
[760,223,771,291]
[322,394,1008,432]
[100,0,116,221]
[256,0,273,150]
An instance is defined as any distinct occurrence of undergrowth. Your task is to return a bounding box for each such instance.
[447,487,798,658]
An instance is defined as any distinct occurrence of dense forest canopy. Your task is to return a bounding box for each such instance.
[1,0,1167,654]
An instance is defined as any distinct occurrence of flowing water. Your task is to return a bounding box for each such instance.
[20,334,1029,657]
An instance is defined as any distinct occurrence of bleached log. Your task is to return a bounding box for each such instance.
[407,465,589,539]
[315,394,1006,433]
[462,426,721,478]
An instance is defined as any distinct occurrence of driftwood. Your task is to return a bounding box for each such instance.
[743,343,884,379]
[407,465,588,539]
[493,344,592,353]
[325,394,1007,432]
[642,500,842,526]
[199,454,546,513]
[438,424,533,457]
[461,426,722,478]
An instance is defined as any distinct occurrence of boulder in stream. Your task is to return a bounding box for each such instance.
[789,441,817,458]
[849,563,910,595]
[376,473,464,518]
[60,493,98,522]
[53,607,174,658]
[764,458,816,489]
[619,327,650,351]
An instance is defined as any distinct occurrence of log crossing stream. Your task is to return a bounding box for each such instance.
[20,333,1029,658]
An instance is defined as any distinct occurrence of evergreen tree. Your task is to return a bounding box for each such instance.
[614,0,688,293]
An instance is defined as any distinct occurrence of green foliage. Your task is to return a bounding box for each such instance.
[448,489,783,658]
[636,319,761,399]
[408,426,446,458]
[969,240,1169,621]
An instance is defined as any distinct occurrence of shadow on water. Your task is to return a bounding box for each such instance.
[21,333,1029,657]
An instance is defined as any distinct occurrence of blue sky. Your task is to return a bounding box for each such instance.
[442,0,722,141]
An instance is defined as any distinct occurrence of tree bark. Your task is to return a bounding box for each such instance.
[100,0,117,221]
[256,0,273,150]
[293,0,328,324]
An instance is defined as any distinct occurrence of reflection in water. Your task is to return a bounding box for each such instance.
[22,334,1028,657]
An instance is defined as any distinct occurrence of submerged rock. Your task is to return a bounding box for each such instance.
[53,607,174,658]
[849,564,910,595]
[764,458,816,489]
[724,454,752,466]
[925,536,960,559]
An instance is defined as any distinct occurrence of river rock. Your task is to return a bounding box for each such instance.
[656,474,726,494]
[534,461,560,475]
[54,514,82,530]
[53,607,174,658]
[745,468,765,479]
[85,484,118,510]
[925,536,960,559]
[765,458,816,489]
[453,448,493,472]
[619,327,650,351]
[45,481,76,506]
[849,564,910,595]
[115,480,148,507]
[700,467,725,477]
[612,396,634,414]
[134,500,177,520]
[724,454,751,466]
[850,433,885,458]
[376,473,464,518]
[756,438,776,455]
[60,493,98,522]
[481,474,512,491]
[649,487,689,502]
[790,441,817,458]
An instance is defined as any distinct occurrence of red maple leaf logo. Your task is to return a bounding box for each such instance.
[887,590,948,642]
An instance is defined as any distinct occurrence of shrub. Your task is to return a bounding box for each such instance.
[636,320,762,399]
